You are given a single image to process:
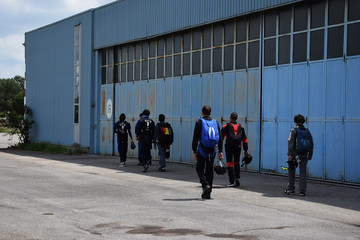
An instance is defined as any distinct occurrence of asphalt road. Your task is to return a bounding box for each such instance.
[0,146,359,239]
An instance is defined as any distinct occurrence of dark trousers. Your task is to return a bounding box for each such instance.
[117,140,128,163]
[288,156,308,192]
[196,152,215,188]
[139,141,152,166]
[225,145,241,184]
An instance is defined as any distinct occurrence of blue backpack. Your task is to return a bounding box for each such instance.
[199,118,219,156]
[295,127,311,154]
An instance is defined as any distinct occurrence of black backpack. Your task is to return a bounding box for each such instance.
[140,119,154,145]
[157,122,174,146]
[226,123,242,146]
[115,121,128,140]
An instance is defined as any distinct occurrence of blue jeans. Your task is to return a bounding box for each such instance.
[157,143,166,168]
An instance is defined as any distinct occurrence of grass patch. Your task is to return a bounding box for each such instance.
[0,126,12,133]
[17,142,88,155]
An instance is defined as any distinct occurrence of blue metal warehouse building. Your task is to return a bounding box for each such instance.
[25,0,360,184]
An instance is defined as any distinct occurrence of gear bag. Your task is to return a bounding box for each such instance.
[158,122,174,146]
[295,127,311,154]
[199,118,219,155]
[115,121,128,141]
[226,123,242,146]
[140,119,154,145]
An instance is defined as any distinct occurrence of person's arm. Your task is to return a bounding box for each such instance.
[241,125,248,154]
[217,121,223,159]
[127,123,133,141]
[153,124,159,149]
[287,128,296,161]
[192,120,201,160]
[308,130,314,160]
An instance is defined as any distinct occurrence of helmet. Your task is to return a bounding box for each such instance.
[286,159,298,170]
[241,154,253,167]
[214,160,226,175]
[130,142,136,150]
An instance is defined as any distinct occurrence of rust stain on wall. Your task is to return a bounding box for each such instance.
[101,89,106,116]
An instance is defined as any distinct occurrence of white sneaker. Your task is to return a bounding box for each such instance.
[119,162,125,167]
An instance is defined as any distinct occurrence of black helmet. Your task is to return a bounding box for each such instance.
[214,160,226,175]
[241,154,253,167]
[130,142,136,150]
[286,159,298,170]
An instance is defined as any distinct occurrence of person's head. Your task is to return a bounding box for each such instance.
[230,112,238,122]
[159,114,165,122]
[294,114,305,126]
[142,109,150,116]
[201,106,211,116]
[119,113,126,121]
[139,113,143,119]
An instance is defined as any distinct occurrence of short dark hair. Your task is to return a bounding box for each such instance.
[202,106,211,116]
[294,114,305,125]
[119,113,126,121]
[159,114,165,122]
[143,109,150,116]
[230,112,238,121]
[139,113,143,117]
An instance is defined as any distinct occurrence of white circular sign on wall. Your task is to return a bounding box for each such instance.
[106,98,112,119]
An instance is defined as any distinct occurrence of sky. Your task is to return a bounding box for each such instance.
[0,0,116,79]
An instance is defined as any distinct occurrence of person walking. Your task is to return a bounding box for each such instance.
[135,109,155,173]
[154,114,174,172]
[135,112,143,166]
[221,112,248,187]
[113,113,134,167]
[285,114,314,196]
[192,106,223,199]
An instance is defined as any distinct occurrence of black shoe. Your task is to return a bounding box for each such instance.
[143,165,149,173]
[235,178,240,187]
[299,191,306,196]
[158,167,166,172]
[201,185,212,199]
[138,162,142,166]
[284,189,295,195]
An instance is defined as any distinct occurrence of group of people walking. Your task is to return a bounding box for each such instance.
[114,106,314,200]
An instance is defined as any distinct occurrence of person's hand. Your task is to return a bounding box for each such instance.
[218,152,223,160]
[287,154,292,161]
[194,153,197,161]
[244,151,248,157]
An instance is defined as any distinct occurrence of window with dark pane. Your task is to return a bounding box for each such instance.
[149,40,156,58]
[348,0,360,21]
[135,43,141,60]
[236,44,246,69]
[183,53,190,76]
[213,24,222,47]
[183,32,191,52]
[328,0,345,25]
[311,1,325,28]
[174,34,182,53]
[202,50,211,73]
[192,51,200,75]
[327,26,343,58]
[114,65,119,83]
[108,48,113,64]
[293,33,307,62]
[157,57,164,78]
[149,59,155,79]
[279,6,291,34]
[224,20,234,44]
[142,42,148,59]
[101,67,106,84]
[101,50,106,65]
[127,63,133,81]
[310,29,324,60]
[347,23,360,56]
[128,45,134,61]
[278,35,290,64]
[173,54,181,77]
[249,14,260,40]
[141,60,148,80]
[236,18,247,42]
[264,10,276,38]
[165,35,172,55]
[134,62,140,81]
[213,47,222,72]
[107,66,113,84]
[121,64,126,82]
[248,41,259,68]
[114,47,119,63]
[74,105,79,124]
[121,46,127,62]
[294,2,308,32]
[165,56,172,77]
[157,38,164,57]
[203,27,211,48]
[193,29,201,50]
[264,38,276,66]
[224,45,233,71]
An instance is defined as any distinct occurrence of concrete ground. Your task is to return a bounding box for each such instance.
[0,136,359,240]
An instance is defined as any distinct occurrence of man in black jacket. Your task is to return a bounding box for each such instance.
[192,106,223,199]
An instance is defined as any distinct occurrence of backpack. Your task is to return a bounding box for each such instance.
[140,118,154,145]
[158,122,174,146]
[295,127,311,154]
[115,121,128,141]
[199,118,219,154]
[226,123,242,146]
[118,121,127,135]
